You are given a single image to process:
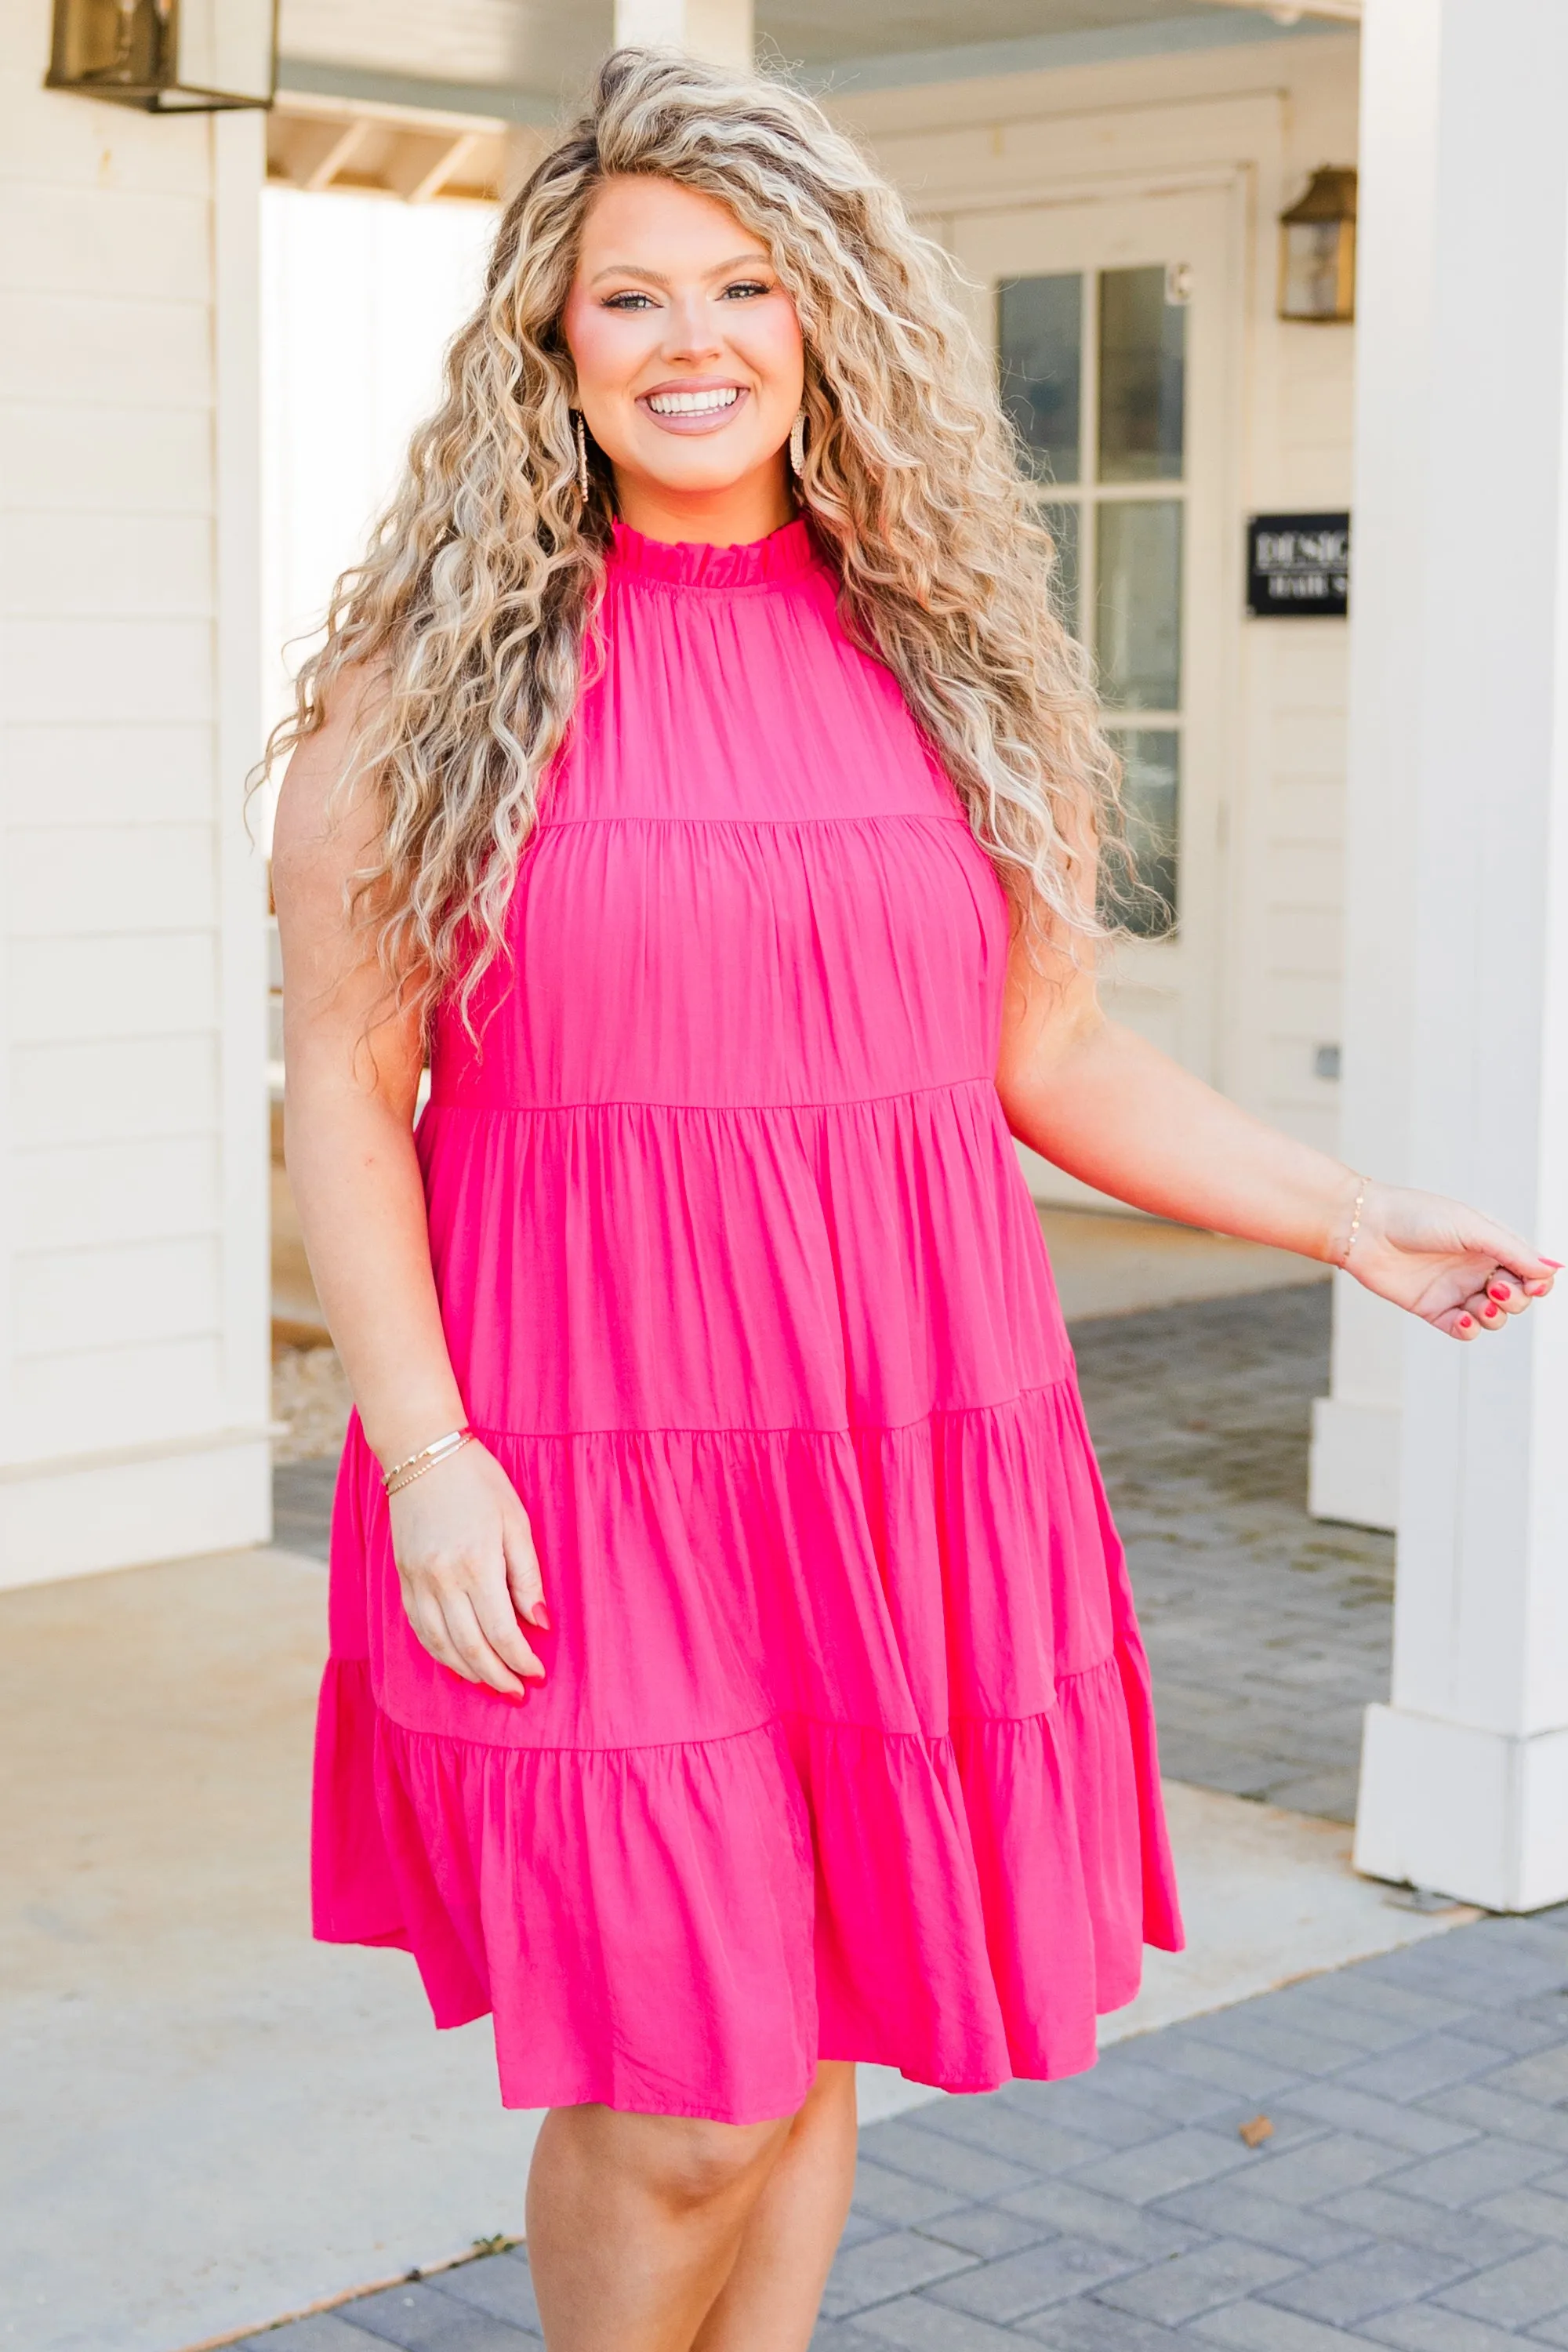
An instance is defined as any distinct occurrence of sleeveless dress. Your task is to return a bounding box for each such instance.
[311,517,1183,2125]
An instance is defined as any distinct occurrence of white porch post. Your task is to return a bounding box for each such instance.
[612,0,753,69]
[1348,0,1568,1911]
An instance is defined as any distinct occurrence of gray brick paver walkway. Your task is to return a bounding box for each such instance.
[1070,1283,1391,1824]
[242,1907,1568,2350]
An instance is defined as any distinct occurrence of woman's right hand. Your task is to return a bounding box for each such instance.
[387,1443,548,1698]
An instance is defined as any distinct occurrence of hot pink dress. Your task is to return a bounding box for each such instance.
[312,517,1182,2124]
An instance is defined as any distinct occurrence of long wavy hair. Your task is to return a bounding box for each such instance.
[264,45,1123,1033]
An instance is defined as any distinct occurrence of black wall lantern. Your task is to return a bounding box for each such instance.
[1278,167,1358,323]
[47,0,278,112]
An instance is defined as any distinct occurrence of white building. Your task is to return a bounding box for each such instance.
[3,0,1564,1915]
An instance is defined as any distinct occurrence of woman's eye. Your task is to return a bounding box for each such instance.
[722,280,771,300]
[603,291,655,310]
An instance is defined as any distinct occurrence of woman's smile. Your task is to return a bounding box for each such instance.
[637,377,751,434]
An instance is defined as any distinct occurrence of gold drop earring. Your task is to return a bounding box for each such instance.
[788,408,806,479]
[574,411,590,509]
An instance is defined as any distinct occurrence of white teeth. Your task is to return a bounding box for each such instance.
[646,387,742,416]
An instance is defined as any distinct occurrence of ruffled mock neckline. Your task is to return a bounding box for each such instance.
[609,516,818,590]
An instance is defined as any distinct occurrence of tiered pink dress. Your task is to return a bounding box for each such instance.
[312,517,1182,2124]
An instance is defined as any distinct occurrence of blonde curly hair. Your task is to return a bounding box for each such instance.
[265,44,1123,1031]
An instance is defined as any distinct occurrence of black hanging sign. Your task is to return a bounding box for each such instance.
[1246,512,1350,617]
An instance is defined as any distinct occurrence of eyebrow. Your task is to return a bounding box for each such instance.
[588,252,772,288]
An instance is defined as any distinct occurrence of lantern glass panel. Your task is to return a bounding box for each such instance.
[180,0,274,106]
[1282,220,1347,321]
[51,0,158,89]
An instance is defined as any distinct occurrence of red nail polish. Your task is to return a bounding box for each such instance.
[1544,1258,1563,1269]
[1457,1314,1473,1329]
[1489,1284,1511,1302]
[532,1605,551,1632]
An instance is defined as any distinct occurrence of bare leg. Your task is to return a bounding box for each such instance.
[525,2101,793,2352]
[691,2060,858,2352]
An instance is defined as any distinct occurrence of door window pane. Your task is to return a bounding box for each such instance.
[998,273,1082,484]
[1111,729,1179,938]
[1041,500,1080,631]
[1096,500,1182,710]
[1098,265,1185,483]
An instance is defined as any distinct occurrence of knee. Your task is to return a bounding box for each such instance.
[643,2114,789,2216]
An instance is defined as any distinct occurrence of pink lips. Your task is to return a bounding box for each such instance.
[637,380,750,436]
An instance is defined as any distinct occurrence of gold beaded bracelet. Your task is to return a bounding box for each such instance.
[383,1427,474,1497]
[1340,1175,1368,1266]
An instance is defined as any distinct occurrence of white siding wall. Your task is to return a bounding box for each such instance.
[0,3,270,1587]
[835,31,1359,1163]
[1234,63,1359,1159]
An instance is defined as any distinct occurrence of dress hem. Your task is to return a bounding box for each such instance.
[311,1637,1184,2124]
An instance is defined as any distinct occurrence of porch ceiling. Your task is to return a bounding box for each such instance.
[277,0,1354,114]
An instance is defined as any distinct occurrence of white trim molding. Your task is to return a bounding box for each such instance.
[0,1436,274,1592]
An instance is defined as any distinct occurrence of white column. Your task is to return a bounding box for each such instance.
[612,0,753,70]
[1348,0,1568,1911]
[1307,0,1443,1534]
[0,7,272,1586]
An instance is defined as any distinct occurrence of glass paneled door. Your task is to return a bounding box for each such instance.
[953,190,1234,1175]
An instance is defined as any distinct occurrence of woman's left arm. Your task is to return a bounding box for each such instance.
[996,933,1558,1341]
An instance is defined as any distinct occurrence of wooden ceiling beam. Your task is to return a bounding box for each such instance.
[1196,0,1360,20]
[386,129,485,203]
[267,100,506,201]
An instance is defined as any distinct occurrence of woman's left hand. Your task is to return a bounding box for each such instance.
[1345,1181,1559,1340]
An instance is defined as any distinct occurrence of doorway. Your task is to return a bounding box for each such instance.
[951,187,1238,1203]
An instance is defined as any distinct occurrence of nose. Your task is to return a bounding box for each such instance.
[660,288,724,365]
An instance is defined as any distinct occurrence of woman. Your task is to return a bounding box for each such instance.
[271,48,1554,2352]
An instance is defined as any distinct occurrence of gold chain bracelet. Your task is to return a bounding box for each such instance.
[1340,1175,1368,1266]
[383,1427,474,1497]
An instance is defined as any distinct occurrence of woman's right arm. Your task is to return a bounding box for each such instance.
[271,686,546,1700]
